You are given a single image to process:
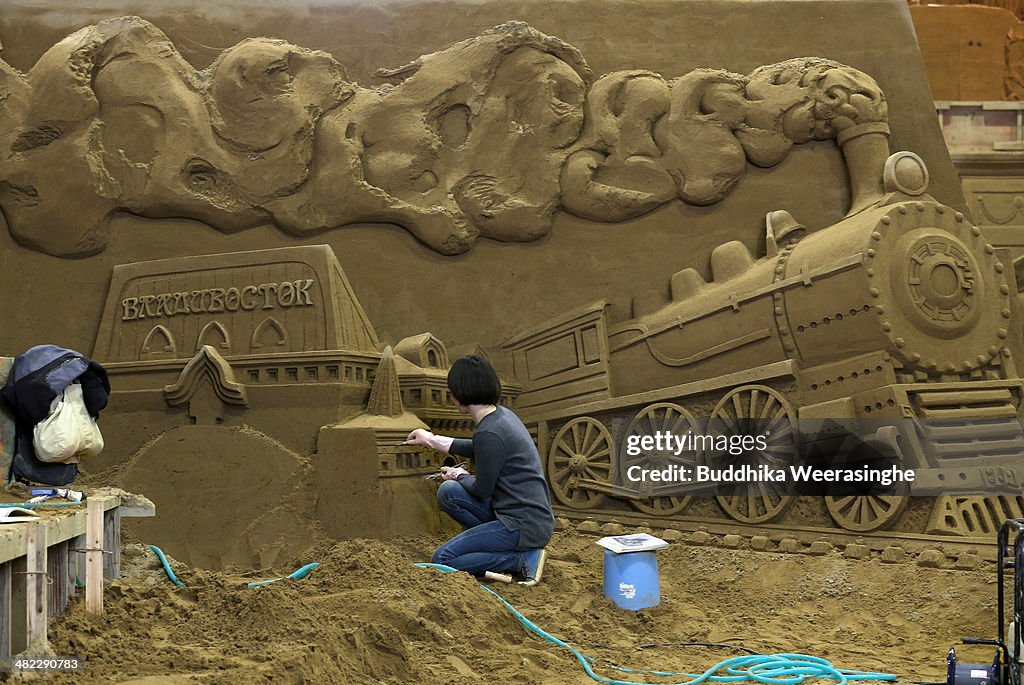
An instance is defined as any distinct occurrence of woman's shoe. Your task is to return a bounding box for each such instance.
[518,548,547,586]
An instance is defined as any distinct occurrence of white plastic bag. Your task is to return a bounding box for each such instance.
[32,382,104,463]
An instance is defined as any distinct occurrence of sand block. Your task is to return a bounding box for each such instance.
[917,549,946,568]
[313,427,385,535]
[778,538,801,554]
[687,530,712,546]
[722,534,743,548]
[881,545,906,563]
[955,552,981,570]
[90,487,155,518]
[844,543,871,559]
[808,541,832,556]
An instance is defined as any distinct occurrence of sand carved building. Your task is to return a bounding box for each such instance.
[86,244,517,567]
[2,1,1019,565]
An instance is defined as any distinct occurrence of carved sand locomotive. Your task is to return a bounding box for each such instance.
[505,129,1024,534]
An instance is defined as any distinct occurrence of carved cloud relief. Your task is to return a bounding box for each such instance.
[0,18,887,257]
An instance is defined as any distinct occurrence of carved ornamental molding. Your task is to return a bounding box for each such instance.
[164,345,249,407]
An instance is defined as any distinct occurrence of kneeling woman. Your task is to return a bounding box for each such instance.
[406,355,552,584]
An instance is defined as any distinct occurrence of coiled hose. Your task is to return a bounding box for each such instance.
[414,563,897,685]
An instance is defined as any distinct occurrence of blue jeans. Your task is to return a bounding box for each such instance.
[432,480,522,576]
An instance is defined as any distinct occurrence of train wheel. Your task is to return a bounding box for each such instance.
[623,403,697,516]
[708,385,796,524]
[824,490,909,532]
[547,417,613,509]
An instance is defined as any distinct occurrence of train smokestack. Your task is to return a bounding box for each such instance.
[837,122,891,214]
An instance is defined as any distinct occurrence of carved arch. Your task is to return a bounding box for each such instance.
[252,316,288,350]
[141,325,176,360]
[197,320,230,352]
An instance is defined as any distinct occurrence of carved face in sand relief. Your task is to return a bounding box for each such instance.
[0,18,885,258]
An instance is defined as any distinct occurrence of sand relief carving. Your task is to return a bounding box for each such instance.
[505,145,1024,533]
[0,18,589,256]
[0,17,888,257]
[89,245,529,561]
[561,60,888,220]
[252,316,288,350]
[975,194,1024,225]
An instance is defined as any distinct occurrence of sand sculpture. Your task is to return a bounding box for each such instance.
[1,17,889,256]
[2,10,1021,567]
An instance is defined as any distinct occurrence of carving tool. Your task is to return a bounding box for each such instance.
[423,462,466,480]
[28,488,86,504]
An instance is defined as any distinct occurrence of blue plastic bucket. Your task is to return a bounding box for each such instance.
[602,549,660,610]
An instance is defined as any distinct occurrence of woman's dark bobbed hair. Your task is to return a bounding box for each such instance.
[447,355,501,406]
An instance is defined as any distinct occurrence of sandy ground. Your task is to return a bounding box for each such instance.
[40,524,1001,685]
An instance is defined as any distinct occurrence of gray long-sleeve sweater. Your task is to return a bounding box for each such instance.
[450,406,555,551]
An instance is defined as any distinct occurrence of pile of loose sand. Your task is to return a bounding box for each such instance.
[44,526,999,684]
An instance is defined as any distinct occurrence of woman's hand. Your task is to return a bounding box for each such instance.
[441,465,470,481]
[405,428,435,446]
[405,429,455,454]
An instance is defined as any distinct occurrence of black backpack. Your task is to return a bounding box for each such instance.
[0,345,110,486]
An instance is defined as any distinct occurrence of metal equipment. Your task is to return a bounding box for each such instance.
[948,519,1024,685]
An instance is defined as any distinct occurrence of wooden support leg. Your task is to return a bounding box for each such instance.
[68,534,85,598]
[86,500,103,615]
[10,556,25,654]
[0,562,11,660]
[25,523,46,655]
[103,508,120,581]
[47,540,69,616]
